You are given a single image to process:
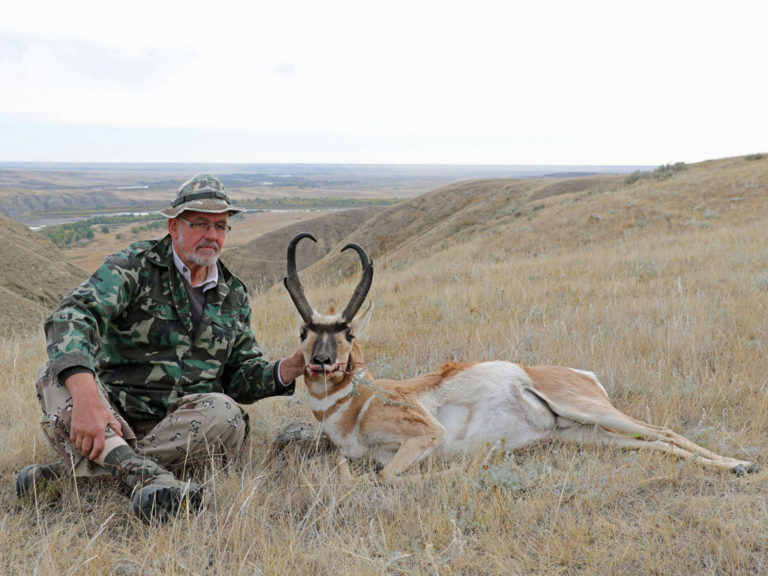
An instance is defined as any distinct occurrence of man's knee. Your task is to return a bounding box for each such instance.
[33,362,136,473]
[167,392,248,453]
[34,362,73,453]
[174,391,243,420]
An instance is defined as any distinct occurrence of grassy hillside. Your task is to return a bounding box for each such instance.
[3,154,768,575]
[222,206,383,291]
[230,155,767,290]
[223,176,614,290]
[0,218,87,334]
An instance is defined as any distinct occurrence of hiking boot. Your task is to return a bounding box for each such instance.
[16,460,67,499]
[110,455,203,522]
[130,473,203,522]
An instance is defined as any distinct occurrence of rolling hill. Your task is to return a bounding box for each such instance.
[3,153,765,334]
[0,218,88,334]
[223,155,768,291]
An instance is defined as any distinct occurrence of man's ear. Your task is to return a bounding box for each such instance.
[168,217,178,239]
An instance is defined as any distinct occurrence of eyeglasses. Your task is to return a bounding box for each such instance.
[178,217,231,235]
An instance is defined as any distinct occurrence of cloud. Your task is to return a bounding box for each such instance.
[34,35,185,85]
[1,0,766,163]
[0,30,200,123]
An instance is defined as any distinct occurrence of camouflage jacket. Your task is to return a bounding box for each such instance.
[45,235,293,424]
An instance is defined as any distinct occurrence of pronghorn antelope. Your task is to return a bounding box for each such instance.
[284,232,758,481]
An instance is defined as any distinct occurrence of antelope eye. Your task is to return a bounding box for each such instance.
[300,326,307,341]
[344,328,354,342]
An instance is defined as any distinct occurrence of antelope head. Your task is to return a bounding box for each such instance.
[283,232,374,385]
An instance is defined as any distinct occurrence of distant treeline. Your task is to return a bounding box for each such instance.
[39,197,400,247]
[40,214,165,246]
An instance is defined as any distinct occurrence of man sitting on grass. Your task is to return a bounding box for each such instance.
[17,174,305,522]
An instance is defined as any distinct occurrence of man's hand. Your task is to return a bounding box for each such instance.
[65,372,123,460]
[279,348,306,384]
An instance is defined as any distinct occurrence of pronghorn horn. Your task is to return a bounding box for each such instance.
[283,232,316,324]
[340,242,374,323]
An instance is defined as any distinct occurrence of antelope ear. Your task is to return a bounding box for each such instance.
[351,302,374,338]
[294,309,306,332]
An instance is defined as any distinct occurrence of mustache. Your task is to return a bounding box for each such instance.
[195,241,219,252]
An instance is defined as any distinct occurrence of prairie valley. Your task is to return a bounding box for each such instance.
[4,155,768,575]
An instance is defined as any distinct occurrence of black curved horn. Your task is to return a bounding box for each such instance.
[340,242,374,323]
[283,232,317,323]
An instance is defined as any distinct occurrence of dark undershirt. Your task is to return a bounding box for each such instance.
[182,277,207,336]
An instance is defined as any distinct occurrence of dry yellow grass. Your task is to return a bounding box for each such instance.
[0,218,87,335]
[3,155,768,574]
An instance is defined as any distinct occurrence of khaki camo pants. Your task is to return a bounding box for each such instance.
[34,362,249,477]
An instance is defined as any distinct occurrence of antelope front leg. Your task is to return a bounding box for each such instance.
[378,435,438,482]
[336,453,355,481]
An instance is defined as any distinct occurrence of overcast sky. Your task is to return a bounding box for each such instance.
[1,1,766,166]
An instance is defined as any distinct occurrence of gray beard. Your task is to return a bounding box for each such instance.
[188,248,219,267]
[178,227,220,267]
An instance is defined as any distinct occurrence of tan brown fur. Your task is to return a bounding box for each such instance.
[439,361,474,378]
[310,392,353,422]
[524,365,613,415]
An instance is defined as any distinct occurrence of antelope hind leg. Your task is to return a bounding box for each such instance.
[557,423,757,474]
[591,411,758,473]
[589,407,747,464]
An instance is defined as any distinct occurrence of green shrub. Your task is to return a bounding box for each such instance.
[624,162,687,185]
[40,213,164,247]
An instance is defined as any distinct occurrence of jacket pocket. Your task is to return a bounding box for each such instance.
[138,297,179,320]
[206,316,236,350]
[121,297,184,348]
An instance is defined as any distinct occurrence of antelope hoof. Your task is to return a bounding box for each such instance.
[731,462,759,476]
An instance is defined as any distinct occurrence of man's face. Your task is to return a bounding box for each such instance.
[169,210,229,269]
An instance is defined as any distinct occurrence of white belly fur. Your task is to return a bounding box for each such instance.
[420,361,557,454]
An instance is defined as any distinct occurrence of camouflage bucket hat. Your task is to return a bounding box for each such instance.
[161,174,245,218]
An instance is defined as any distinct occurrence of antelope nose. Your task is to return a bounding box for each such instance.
[312,354,332,366]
